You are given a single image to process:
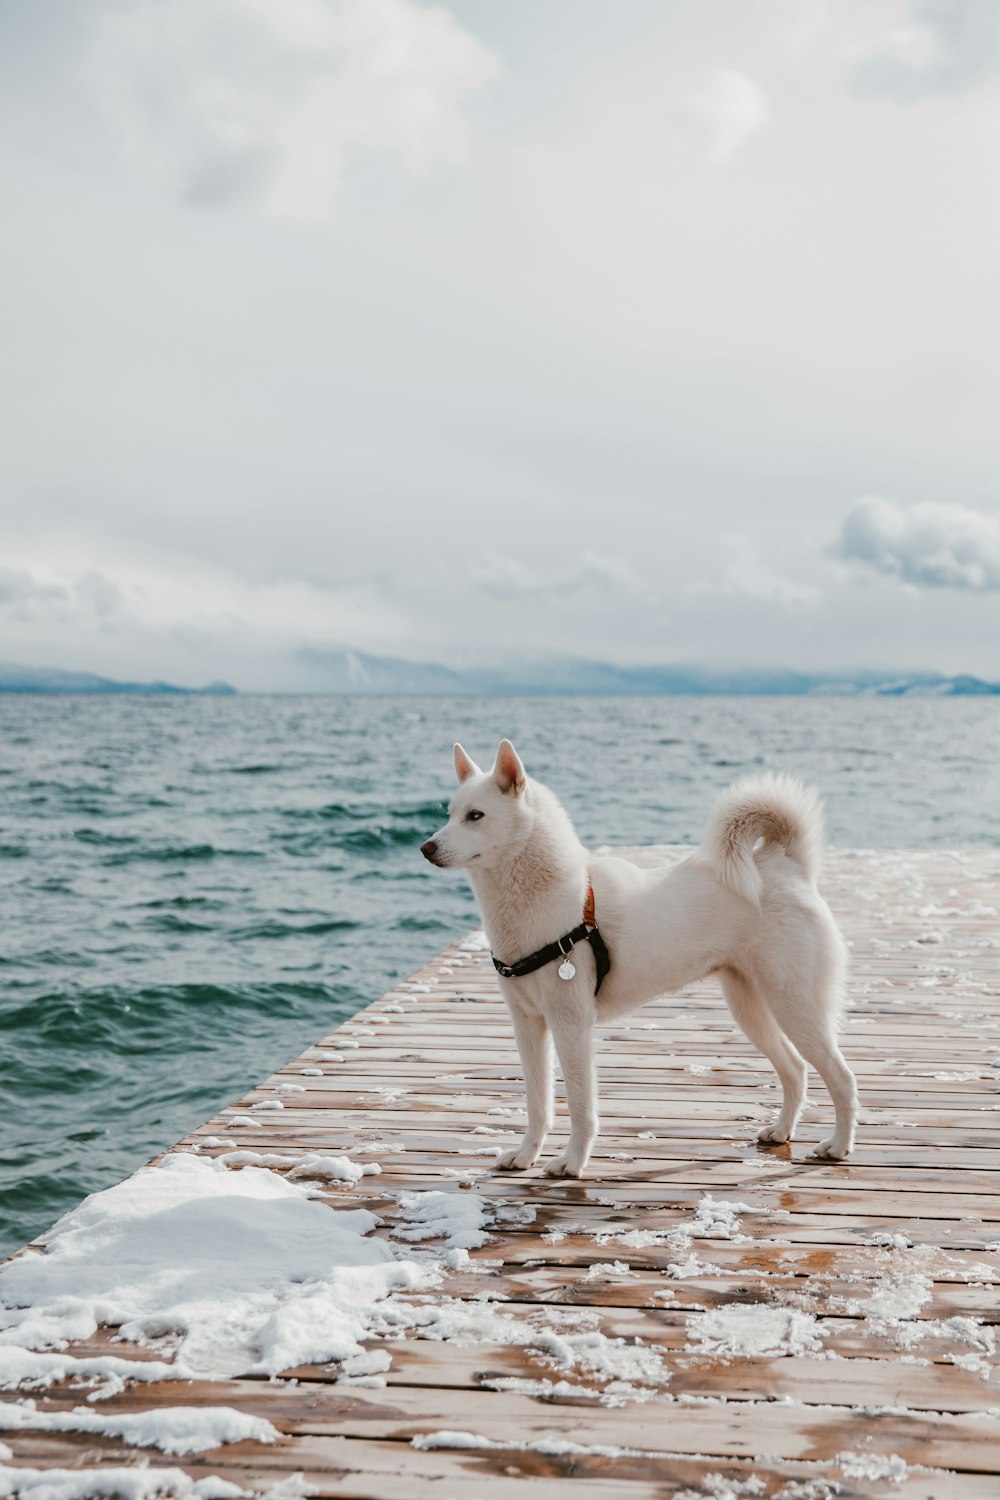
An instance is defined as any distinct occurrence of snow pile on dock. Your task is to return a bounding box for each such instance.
[0,1152,432,1383]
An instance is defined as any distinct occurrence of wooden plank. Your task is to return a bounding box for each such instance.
[342,1339,1000,1413]
[195,1119,1000,1154]
[221,1097,1000,1130]
[16,1377,998,1472]
[190,1124,1000,1169]
[214,1166,1000,1227]
[196,1141,1000,1195]
[7,1434,997,1500]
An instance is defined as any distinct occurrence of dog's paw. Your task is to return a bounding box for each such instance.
[542,1149,586,1178]
[496,1145,540,1171]
[810,1135,852,1160]
[757,1123,792,1145]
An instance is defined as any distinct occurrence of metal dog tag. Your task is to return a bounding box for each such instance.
[558,959,576,980]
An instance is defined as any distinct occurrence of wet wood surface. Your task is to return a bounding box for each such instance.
[4,847,999,1498]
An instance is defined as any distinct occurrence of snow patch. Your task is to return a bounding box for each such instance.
[412,1429,496,1450]
[676,1478,766,1500]
[0,1348,177,1396]
[0,1472,247,1499]
[687,1305,824,1359]
[0,1397,279,1455]
[583,1261,637,1281]
[832,1268,933,1349]
[837,1451,909,1484]
[392,1191,492,1250]
[410,1428,712,1459]
[408,1299,670,1401]
[665,1252,723,1279]
[692,1197,755,1240]
[216,1150,297,1170]
[288,1154,381,1184]
[0,1153,432,1382]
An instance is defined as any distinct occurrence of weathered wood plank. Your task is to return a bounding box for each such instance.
[27,1378,1000,1477]
[7,1433,996,1500]
[13,1378,1000,1469]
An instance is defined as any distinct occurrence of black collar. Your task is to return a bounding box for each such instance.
[492,882,611,995]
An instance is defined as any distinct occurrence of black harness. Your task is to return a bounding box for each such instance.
[492,882,611,995]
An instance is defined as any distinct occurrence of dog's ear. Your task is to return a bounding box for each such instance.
[454,743,481,783]
[493,739,526,796]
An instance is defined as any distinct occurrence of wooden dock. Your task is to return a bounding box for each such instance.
[3,848,1000,1498]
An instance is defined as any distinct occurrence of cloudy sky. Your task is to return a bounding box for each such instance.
[2,0,999,689]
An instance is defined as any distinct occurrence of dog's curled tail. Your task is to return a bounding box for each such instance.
[703,773,824,906]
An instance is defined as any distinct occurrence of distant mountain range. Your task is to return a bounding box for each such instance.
[0,663,235,695]
[294,649,1000,696]
[2,653,998,696]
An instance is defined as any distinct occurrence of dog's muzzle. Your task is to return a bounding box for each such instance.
[420,839,441,865]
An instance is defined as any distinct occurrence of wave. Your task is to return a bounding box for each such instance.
[338,825,434,851]
[138,895,224,910]
[142,913,216,933]
[101,843,265,864]
[228,917,359,940]
[282,797,446,826]
[0,981,345,1046]
[73,829,139,847]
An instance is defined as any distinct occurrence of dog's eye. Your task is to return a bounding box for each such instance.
[465,809,484,823]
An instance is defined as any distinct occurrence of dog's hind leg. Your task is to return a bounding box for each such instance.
[718,967,809,1145]
[497,1004,553,1170]
[763,988,859,1159]
[543,1005,598,1178]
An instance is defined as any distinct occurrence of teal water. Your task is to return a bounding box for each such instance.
[2,694,998,1259]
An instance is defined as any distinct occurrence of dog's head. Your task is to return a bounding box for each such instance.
[421,740,531,871]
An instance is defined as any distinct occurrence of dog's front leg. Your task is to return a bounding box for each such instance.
[544,1004,598,1178]
[497,1003,553,1170]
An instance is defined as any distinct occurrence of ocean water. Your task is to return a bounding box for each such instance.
[1,693,997,1260]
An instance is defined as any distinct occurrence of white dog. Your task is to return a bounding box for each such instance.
[421,740,858,1178]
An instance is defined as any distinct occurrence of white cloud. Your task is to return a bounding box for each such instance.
[0,537,419,683]
[87,0,500,219]
[5,2,1000,685]
[0,567,66,615]
[848,0,1000,98]
[473,551,648,602]
[831,495,1000,589]
[692,535,821,610]
[0,563,143,640]
[688,68,769,163]
[74,569,126,622]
